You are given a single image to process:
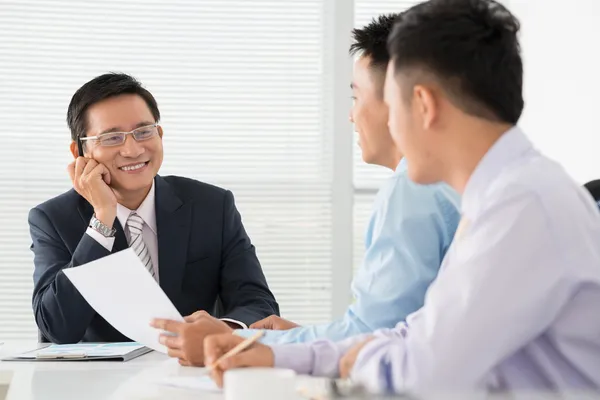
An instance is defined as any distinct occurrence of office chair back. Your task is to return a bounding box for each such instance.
[584,179,600,207]
[38,330,49,343]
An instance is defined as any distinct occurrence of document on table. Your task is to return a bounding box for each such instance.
[63,248,184,353]
[4,342,151,362]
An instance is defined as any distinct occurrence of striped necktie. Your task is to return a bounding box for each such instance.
[126,212,156,280]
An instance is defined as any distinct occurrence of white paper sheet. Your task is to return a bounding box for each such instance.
[63,248,184,353]
[158,375,221,393]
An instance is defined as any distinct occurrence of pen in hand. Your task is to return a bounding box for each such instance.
[207,330,264,370]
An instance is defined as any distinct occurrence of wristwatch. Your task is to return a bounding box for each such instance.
[89,214,116,238]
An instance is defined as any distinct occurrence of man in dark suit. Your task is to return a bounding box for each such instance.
[29,73,279,348]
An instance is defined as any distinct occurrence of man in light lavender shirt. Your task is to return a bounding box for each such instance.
[203,0,600,394]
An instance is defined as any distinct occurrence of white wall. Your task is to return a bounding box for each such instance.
[510,0,600,183]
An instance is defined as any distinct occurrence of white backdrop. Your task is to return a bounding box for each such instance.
[0,0,598,340]
[510,0,600,184]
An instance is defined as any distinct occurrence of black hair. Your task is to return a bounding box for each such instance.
[350,13,400,71]
[67,72,160,141]
[387,0,523,124]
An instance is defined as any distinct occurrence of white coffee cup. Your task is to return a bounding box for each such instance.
[223,368,300,400]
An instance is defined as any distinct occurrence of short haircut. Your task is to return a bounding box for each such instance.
[67,73,160,141]
[350,13,400,73]
[387,0,524,125]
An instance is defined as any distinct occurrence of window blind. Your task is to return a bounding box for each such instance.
[353,1,422,273]
[0,0,332,340]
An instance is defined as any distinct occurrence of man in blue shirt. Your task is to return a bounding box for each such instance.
[153,13,460,366]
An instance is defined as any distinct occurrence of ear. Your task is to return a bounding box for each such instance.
[69,141,79,159]
[158,125,164,139]
[413,85,438,130]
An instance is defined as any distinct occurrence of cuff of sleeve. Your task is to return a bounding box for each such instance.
[220,318,248,329]
[350,337,392,394]
[86,228,115,252]
[233,328,258,339]
[271,344,314,375]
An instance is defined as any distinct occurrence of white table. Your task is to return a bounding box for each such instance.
[0,342,326,400]
[3,342,600,400]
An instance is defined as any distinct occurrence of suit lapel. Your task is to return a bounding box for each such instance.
[76,194,128,253]
[155,176,191,302]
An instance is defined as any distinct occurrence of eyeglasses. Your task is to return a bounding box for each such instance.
[79,123,160,147]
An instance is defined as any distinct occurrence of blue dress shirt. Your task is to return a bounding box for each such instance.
[237,159,460,344]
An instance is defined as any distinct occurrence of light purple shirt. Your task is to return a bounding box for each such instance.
[272,127,600,394]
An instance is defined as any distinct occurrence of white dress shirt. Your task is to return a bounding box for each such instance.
[86,181,159,280]
[85,180,246,328]
[271,127,600,393]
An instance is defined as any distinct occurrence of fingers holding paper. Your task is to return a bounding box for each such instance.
[151,314,233,366]
[157,333,186,360]
[204,333,275,388]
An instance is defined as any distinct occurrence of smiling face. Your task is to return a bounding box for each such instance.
[81,94,164,193]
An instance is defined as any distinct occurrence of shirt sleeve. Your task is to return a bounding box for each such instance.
[348,178,460,333]
[349,192,575,393]
[270,325,408,376]
[237,178,459,345]
[234,309,371,344]
[220,318,247,329]
[85,227,115,252]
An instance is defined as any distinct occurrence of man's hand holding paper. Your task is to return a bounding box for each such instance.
[151,312,233,366]
[63,248,184,353]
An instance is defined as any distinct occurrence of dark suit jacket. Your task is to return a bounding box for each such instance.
[29,175,279,344]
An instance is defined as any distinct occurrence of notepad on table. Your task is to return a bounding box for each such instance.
[2,342,151,362]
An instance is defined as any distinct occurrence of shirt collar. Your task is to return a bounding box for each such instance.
[394,158,408,175]
[116,180,157,235]
[461,126,533,215]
